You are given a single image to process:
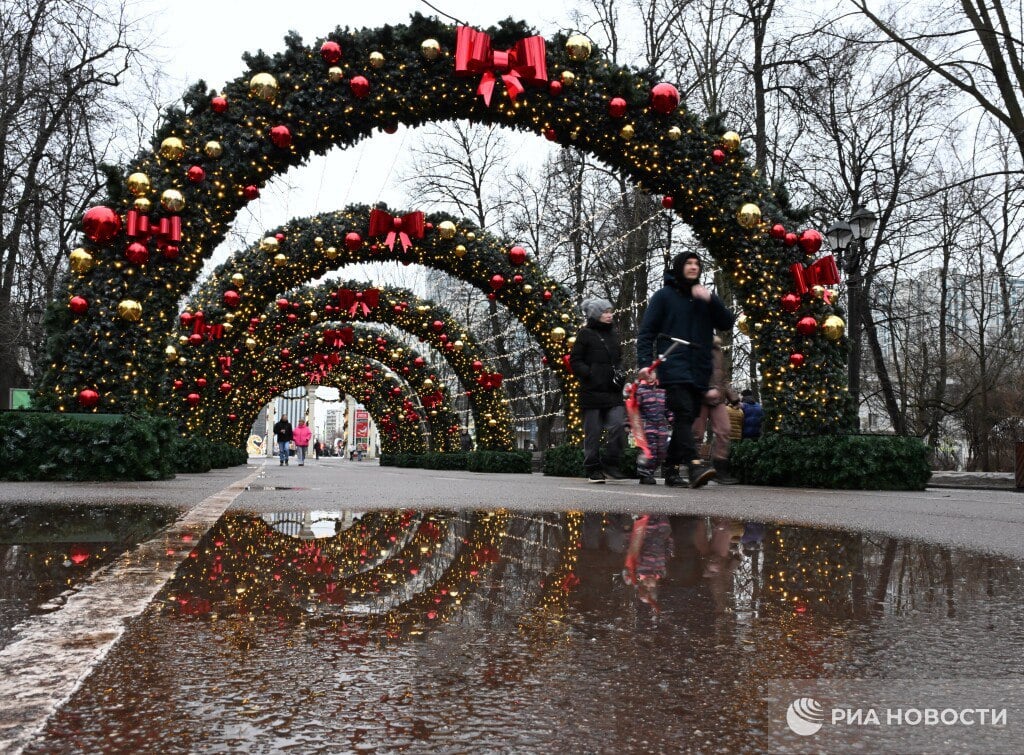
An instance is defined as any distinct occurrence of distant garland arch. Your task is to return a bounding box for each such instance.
[42,14,850,434]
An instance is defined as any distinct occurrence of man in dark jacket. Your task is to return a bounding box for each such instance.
[740,389,764,439]
[637,252,735,487]
[272,415,293,466]
[570,298,626,483]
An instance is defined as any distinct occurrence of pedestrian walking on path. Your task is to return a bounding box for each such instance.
[293,420,311,466]
[273,416,293,466]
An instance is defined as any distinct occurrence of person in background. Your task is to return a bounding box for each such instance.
[740,389,764,440]
[272,415,293,466]
[313,439,322,460]
[691,336,740,484]
[570,298,626,483]
[634,377,673,485]
[293,419,312,466]
[623,514,674,611]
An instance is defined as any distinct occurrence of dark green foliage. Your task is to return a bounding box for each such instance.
[422,452,468,470]
[378,453,396,467]
[466,450,531,473]
[729,434,932,490]
[541,444,640,477]
[393,453,425,468]
[170,436,248,473]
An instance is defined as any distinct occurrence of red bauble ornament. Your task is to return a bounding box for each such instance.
[162,245,179,260]
[270,125,292,148]
[784,232,799,247]
[799,229,823,255]
[321,40,342,63]
[286,313,297,323]
[125,242,149,265]
[789,353,805,368]
[82,206,121,244]
[509,246,527,265]
[781,293,801,313]
[608,97,627,118]
[382,123,398,134]
[543,128,557,141]
[219,382,232,394]
[349,75,370,98]
[431,320,444,332]
[276,298,289,310]
[549,80,563,96]
[179,312,193,327]
[187,165,205,183]
[543,290,553,301]
[344,231,362,251]
[649,82,680,114]
[513,274,524,284]
[172,379,183,390]
[769,223,787,240]
[210,96,228,113]
[189,333,203,346]
[196,378,207,389]
[280,348,291,358]
[711,149,726,165]
[77,388,99,408]
[489,274,504,291]
[223,290,240,308]
[243,185,259,200]
[661,196,674,209]
[227,413,238,422]
[69,545,90,565]
[186,392,201,406]
[796,316,818,336]
[472,360,483,372]
[414,356,425,367]
[69,295,88,314]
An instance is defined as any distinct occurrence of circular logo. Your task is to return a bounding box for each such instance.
[786,697,825,736]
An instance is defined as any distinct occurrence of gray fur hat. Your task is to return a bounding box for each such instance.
[581,298,613,320]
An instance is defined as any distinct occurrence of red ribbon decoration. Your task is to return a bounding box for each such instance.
[126,210,180,250]
[807,254,840,287]
[454,25,548,107]
[368,209,425,252]
[790,263,808,295]
[217,356,232,371]
[337,288,380,317]
[191,311,206,336]
[206,324,224,341]
[323,327,354,347]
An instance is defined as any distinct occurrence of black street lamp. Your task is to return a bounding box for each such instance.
[824,206,877,424]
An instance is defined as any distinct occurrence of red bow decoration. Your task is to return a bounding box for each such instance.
[422,391,444,409]
[126,209,180,250]
[322,327,354,347]
[454,26,547,107]
[217,356,232,371]
[191,311,206,336]
[791,254,840,294]
[337,288,379,317]
[206,324,224,341]
[368,209,425,252]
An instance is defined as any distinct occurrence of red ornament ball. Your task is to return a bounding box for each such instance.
[196,378,207,389]
[650,82,680,114]
[69,296,88,314]
[489,274,505,290]
[186,392,201,406]
[189,333,204,346]
[82,206,121,244]
[431,320,444,332]
[543,290,553,301]
[796,316,818,336]
[210,96,228,113]
[549,80,563,96]
[784,232,799,247]
[270,125,292,148]
[513,274,524,284]
[344,231,362,251]
[77,389,99,408]
[125,242,149,265]
[172,379,184,390]
[789,353,805,368]
[608,97,627,118]
[543,128,557,141]
[179,312,193,327]
[661,196,674,209]
[320,40,342,64]
[487,292,497,301]
[781,292,801,313]
[162,245,179,260]
[509,246,527,265]
[276,298,289,310]
[280,348,291,358]
[799,229,823,255]
[243,185,259,200]
[219,382,232,394]
[349,75,370,98]
[227,413,238,422]
[471,360,483,371]
[223,290,240,308]
[187,165,205,183]
[770,223,787,240]
[711,149,726,165]
[382,123,398,134]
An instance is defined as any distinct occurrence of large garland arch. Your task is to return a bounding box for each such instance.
[173,281,516,449]
[42,14,851,434]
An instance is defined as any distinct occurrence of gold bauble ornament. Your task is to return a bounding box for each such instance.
[327,66,344,83]
[133,197,151,212]
[369,51,385,68]
[465,232,476,241]
[560,313,570,322]
[313,236,324,249]
[260,236,279,253]
[225,312,235,321]
[735,202,761,229]
[522,284,533,294]
[422,378,435,390]
[159,137,185,161]
[203,140,223,159]
[454,244,467,258]
[223,321,233,333]
[437,221,457,239]
[821,315,845,341]
[488,419,498,427]
[230,273,245,287]
[567,336,576,346]
[667,126,682,141]
[165,345,178,363]
[178,335,189,346]
[69,248,95,274]
[560,70,576,86]
[620,124,635,140]
[550,326,566,342]
[249,72,279,102]
[736,313,750,335]
[453,340,464,351]
[308,312,317,323]
[273,253,288,267]
[324,245,339,259]
[127,173,151,196]
[178,357,187,366]
[810,285,826,299]
[160,189,185,212]
[565,34,592,61]
[117,299,142,321]
[421,38,442,60]
[721,131,741,152]
[245,337,257,350]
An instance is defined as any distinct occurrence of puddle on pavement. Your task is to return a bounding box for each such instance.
[26,510,1024,753]
[0,504,179,650]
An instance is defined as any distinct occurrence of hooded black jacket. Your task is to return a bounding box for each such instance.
[569,319,624,409]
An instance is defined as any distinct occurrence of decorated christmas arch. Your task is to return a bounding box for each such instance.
[173,281,516,449]
[42,13,850,435]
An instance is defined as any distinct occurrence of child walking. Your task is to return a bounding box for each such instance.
[634,379,673,484]
[624,514,674,610]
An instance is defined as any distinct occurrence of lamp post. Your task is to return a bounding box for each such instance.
[825,206,877,424]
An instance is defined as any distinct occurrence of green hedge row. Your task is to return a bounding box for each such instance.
[729,434,932,490]
[0,412,247,481]
[542,444,641,478]
[379,450,531,473]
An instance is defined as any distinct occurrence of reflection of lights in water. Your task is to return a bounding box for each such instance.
[261,511,361,539]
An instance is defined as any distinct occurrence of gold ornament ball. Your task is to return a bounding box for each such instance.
[454,244,467,258]
[324,245,339,259]
[249,72,279,102]
[245,337,257,350]
[522,284,533,294]
[736,202,761,229]
[565,34,592,61]
[667,126,682,141]
[560,313,570,322]
[810,284,826,299]
[203,140,223,159]
[620,124,635,140]
[327,66,344,83]
[117,299,142,321]
[465,232,476,241]
[69,248,95,274]
[313,236,324,249]
[223,321,234,333]
[127,172,151,196]
[550,326,566,342]
[160,189,185,212]
[821,315,845,341]
[453,340,464,351]
[178,335,189,346]
[273,253,288,267]
[133,197,151,212]
[165,345,178,362]
[437,220,457,240]
[159,137,185,161]
[488,419,498,427]
[560,70,576,86]
[308,312,317,323]
[567,336,576,346]
[178,357,187,366]
[260,236,279,253]
[225,312,235,321]
[369,51,385,68]
[422,378,435,390]
[421,38,442,60]
[721,131,741,152]
[230,273,245,287]
[736,313,750,335]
